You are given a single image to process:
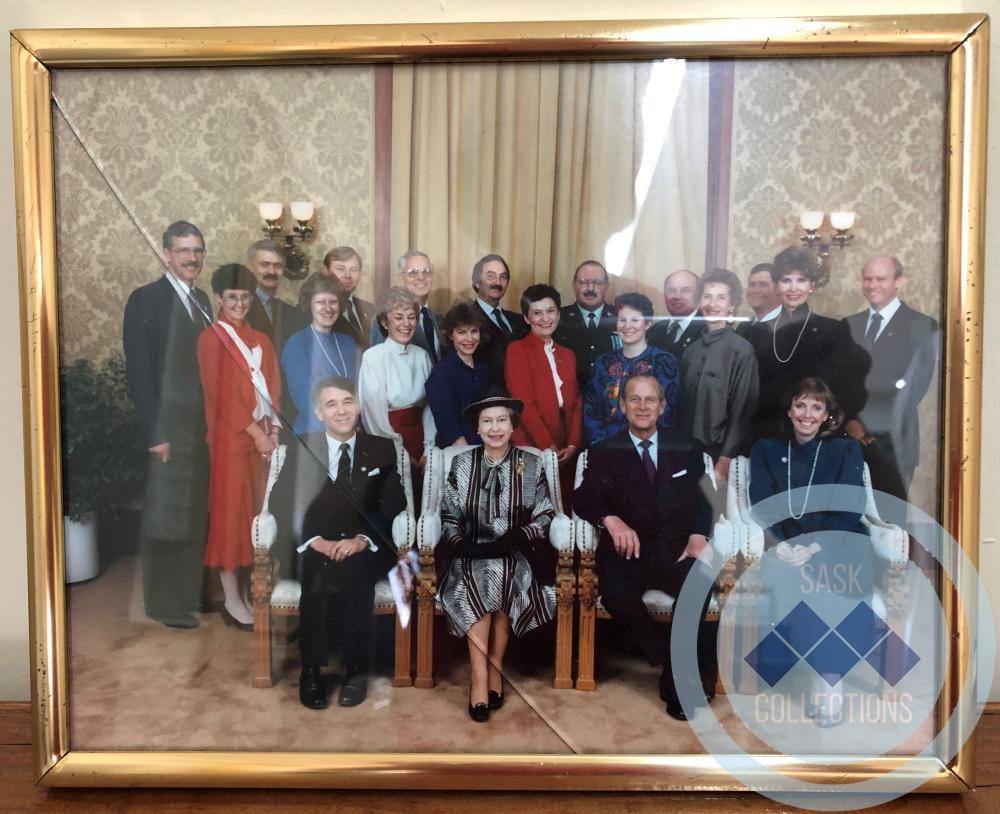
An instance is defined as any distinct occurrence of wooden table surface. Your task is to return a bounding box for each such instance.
[3,703,997,812]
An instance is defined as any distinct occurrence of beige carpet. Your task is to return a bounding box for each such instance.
[66,556,929,758]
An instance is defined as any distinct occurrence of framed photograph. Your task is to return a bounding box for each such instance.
[12,14,989,798]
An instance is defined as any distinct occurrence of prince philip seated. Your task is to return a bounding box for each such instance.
[574,373,717,720]
[272,375,407,710]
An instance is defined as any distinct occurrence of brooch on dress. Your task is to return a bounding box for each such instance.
[516,458,525,476]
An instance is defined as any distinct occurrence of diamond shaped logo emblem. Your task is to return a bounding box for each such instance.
[804,631,861,686]
[836,602,891,657]
[745,631,799,687]
[774,601,829,656]
[866,631,921,686]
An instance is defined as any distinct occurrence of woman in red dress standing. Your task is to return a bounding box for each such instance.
[197,264,281,630]
[504,283,582,510]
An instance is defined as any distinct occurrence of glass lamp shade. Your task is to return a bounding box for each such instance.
[258,201,283,221]
[830,210,856,230]
[290,201,315,222]
[799,210,825,231]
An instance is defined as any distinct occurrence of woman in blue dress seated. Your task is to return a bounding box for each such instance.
[437,391,557,723]
[583,292,679,445]
[749,377,874,726]
[425,301,493,448]
[280,273,359,435]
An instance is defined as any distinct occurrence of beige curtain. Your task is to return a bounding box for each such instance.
[390,60,709,313]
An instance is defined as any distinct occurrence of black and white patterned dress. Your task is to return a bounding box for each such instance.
[437,446,556,637]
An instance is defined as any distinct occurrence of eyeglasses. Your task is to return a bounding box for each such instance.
[220,293,254,305]
[403,268,433,278]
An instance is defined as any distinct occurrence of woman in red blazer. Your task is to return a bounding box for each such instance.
[504,284,582,510]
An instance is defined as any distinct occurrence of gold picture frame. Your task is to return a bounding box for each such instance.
[11,14,988,792]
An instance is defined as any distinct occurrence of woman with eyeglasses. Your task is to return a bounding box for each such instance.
[197,264,281,631]
[281,272,359,435]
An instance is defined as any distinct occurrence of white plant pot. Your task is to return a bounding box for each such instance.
[64,513,99,583]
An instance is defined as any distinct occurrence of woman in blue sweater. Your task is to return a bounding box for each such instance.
[425,301,493,448]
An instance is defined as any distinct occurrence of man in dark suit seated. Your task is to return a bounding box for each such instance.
[574,373,716,720]
[245,238,307,356]
[273,376,407,710]
[323,245,377,350]
[553,259,620,393]
[647,269,706,359]
[844,255,939,491]
[470,253,529,384]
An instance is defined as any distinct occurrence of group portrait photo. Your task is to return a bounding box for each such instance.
[40,34,962,778]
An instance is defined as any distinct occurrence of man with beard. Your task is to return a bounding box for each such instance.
[470,253,528,384]
[245,238,307,356]
[370,250,443,363]
[647,269,706,359]
[553,259,621,392]
[123,220,212,629]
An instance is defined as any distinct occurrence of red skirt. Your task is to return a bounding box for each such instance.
[389,405,424,463]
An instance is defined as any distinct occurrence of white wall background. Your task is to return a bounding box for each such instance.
[0,0,997,703]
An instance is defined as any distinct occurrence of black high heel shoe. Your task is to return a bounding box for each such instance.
[220,606,253,632]
[468,699,490,723]
[488,689,505,711]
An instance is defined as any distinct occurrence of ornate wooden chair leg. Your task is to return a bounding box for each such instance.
[553,547,575,689]
[392,610,413,688]
[414,550,437,688]
[251,547,274,688]
[575,549,597,691]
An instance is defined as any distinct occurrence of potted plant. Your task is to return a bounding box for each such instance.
[60,355,145,582]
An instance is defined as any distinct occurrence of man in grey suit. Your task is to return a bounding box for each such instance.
[122,221,212,629]
[370,250,442,362]
[844,255,939,489]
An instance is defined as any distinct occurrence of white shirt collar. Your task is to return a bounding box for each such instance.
[325,432,357,478]
[760,304,782,322]
[670,311,697,334]
[164,272,194,316]
[255,286,273,305]
[628,430,658,463]
[869,297,901,321]
[476,296,502,315]
[385,337,410,354]
[577,303,605,321]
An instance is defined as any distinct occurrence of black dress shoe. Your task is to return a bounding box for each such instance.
[299,667,328,710]
[220,607,253,632]
[338,671,369,707]
[468,701,490,723]
[665,697,689,721]
[153,613,200,629]
[488,690,505,711]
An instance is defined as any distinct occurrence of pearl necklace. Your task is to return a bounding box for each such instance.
[772,305,812,364]
[310,326,349,378]
[787,439,823,520]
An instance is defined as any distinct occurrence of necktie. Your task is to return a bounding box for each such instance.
[493,307,511,335]
[337,442,351,485]
[639,440,656,485]
[421,307,439,363]
[346,300,362,335]
[865,312,883,346]
[587,312,597,332]
[665,320,680,344]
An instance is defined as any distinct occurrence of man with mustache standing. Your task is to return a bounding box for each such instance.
[123,221,212,629]
[471,253,528,384]
[245,238,306,357]
[370,250,443,363]
[553,259,620,392]
[647,269,706,359]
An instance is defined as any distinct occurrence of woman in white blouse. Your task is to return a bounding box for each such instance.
[357,286,436,468]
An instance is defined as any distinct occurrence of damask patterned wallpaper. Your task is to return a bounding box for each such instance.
[728,56,947,321]
[53,66,375,362]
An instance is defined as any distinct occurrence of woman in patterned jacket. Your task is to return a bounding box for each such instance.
[436,391,556,723]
